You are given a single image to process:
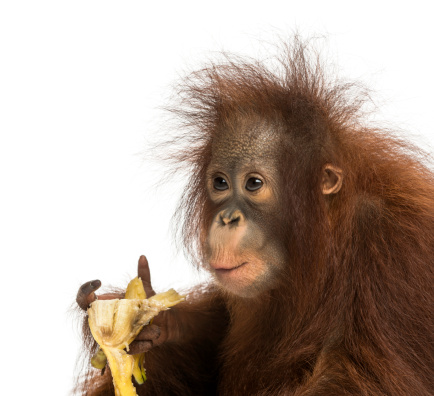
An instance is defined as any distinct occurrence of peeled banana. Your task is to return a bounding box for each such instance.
[125,276,147,385]
[87,277,184,396]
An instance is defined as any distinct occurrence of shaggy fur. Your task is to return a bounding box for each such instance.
[76,38,434,395]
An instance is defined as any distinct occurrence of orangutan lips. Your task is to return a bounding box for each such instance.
[213,262,248,273]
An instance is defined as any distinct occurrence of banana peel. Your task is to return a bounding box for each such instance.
[124,277,147,300]
[90,347,107,369]
[125,277,147,385]
[87,277,184,396]
[132,353,146,384]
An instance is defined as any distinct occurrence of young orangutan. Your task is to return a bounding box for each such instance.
[75,39,434,395]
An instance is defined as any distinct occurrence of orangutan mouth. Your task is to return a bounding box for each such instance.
[213,262,248,273]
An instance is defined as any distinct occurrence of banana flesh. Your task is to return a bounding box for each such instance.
[87,277,184,396]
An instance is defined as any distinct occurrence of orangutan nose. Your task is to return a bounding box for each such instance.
[219,209,245,226]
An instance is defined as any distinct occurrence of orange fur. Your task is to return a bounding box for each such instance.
[77,38,433,395]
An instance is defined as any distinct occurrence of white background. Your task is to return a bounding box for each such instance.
[1,1,433,394]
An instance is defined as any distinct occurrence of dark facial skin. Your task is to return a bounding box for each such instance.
[204,122,289,298]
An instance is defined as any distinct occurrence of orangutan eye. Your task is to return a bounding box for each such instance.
[245,177,263,191]
[213,177,229,191]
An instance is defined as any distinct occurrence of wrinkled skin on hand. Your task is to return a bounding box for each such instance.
[76,255,176,354]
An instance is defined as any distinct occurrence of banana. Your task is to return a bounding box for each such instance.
[91,347,107,370]
[87,277,184,396]
[125,277,147,385]
[132,353,146,384]
[125,277,147,300]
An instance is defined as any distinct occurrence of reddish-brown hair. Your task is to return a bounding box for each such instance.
[77,37,434,395]
[169,37,434,394]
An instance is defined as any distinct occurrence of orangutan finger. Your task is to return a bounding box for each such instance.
[76,280,101,310]
[128,340,153,355]
[137,255,156,297]
[134,324,161,341]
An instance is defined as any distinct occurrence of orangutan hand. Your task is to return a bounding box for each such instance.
[76,255,170,354]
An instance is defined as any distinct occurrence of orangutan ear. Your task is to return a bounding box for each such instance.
[321,164,343,195]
